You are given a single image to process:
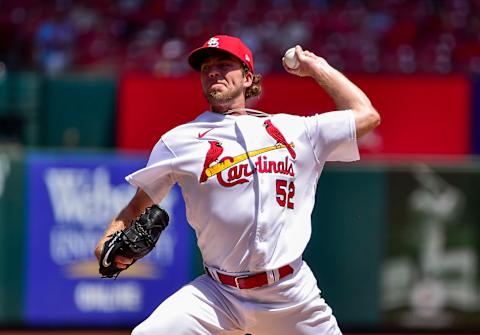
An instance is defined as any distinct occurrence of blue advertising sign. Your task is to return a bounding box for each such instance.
[24,152,194,327]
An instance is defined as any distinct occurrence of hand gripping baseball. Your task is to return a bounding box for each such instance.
[99,205,169,278]
[282,45,330,78]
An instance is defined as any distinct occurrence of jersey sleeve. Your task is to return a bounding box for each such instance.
[125,138,176,204]
[304,110,360,162]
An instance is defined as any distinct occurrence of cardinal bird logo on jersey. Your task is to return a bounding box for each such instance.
[263,120,296,159]
[199,141,224,183]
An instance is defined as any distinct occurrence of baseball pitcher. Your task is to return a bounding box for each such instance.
[95,35,380,334]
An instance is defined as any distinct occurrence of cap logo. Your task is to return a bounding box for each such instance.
[245,54,250,62]
[207,37,220,48]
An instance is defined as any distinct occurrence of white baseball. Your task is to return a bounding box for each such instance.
[284,47,299,69]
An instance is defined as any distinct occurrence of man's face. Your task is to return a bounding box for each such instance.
[200,53,251,106]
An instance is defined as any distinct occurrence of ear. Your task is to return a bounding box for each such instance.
[243,71,253,89]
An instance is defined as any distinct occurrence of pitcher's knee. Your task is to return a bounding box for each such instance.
[131,323,152,335]
[131,312,196,335]
[130,325,143,335]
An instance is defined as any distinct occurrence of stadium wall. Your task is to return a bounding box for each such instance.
[117,74,471,157]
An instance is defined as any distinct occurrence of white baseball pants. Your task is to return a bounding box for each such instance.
[132,260,342,335]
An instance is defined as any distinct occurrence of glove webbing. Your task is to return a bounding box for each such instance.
[124,221,167,248]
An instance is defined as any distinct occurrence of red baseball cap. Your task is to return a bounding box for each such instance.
[188,35,254,72]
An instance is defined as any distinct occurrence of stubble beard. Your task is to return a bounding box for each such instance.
[204,85,243,108]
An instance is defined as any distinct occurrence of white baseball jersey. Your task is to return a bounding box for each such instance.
[126,110,359,273]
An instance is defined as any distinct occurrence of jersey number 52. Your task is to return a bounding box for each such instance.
[276,179,295,209]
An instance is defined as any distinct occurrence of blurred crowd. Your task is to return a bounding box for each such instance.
[1,0,480,76]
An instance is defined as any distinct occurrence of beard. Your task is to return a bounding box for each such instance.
[204,84,243,106]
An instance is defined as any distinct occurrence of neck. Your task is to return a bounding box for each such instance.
[211,102,247,115]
